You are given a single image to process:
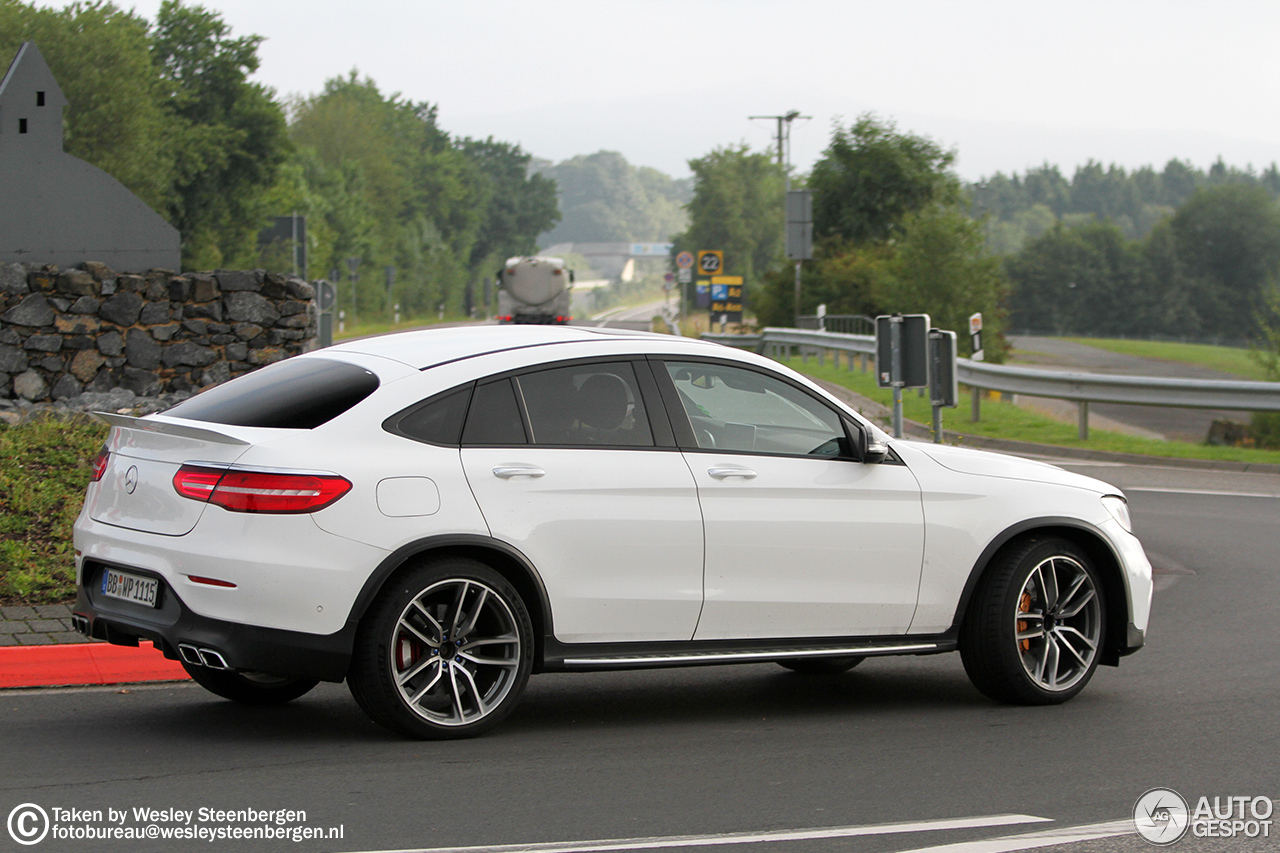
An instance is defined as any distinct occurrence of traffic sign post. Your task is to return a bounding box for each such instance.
[709,275,745,326]
[929,328,958,443]
[876,313,931,438]
[697,250,723,275]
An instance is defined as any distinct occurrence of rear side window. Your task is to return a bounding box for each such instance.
[166,358,379,429]
[386,385,474,445]
[461,379,527,446]
[516,362,653,447]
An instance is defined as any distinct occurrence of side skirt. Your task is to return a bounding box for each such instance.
[542,634,957,672]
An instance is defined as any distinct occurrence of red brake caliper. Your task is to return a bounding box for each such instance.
[1018,592,1033,652]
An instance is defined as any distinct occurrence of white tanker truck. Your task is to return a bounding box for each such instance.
[496,255,574,324]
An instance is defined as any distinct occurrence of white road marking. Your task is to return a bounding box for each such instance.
[338,814,1053,853]
[888,818,1132,853]
[1124,487,1280,498]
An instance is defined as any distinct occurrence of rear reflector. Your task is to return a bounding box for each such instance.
[188,575,237,588]
[91,447,109,482]
[173,465,352,513]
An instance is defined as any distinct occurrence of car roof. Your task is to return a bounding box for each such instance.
[324,324,718,370]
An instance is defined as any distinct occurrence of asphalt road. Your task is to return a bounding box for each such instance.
[1007,336,1255,443]
[3,462,1277,853]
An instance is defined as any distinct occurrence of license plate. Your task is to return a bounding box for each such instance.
[100,569,159,608]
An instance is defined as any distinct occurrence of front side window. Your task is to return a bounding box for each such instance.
[664,361,846,456]
[516,362,653,447]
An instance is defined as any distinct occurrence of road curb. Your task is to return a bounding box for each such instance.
[0,641,189,688]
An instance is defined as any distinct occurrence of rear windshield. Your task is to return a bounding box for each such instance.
[166,358,379,429]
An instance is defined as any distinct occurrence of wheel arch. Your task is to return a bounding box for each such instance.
[951,518,1129,667]
[346,534,554,672]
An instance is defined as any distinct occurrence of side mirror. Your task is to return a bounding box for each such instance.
[845,418,888,464]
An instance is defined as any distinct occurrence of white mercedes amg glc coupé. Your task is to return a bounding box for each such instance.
[73,326,1151,738]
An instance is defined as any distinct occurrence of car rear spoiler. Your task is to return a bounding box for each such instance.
[92,412,251,446]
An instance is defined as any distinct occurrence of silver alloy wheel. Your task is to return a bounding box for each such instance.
[389,578,522,727]
[1013,555,1102,692]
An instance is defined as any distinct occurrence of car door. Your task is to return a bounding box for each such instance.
[656,359,925,641]
[460,359,705,644]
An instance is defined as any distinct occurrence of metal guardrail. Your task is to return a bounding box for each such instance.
[702,327,1280,439]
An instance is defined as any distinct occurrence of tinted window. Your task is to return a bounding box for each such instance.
[664,361,845,456]
[388,385,473,445]
[461,379,527,446]
[516,362,653,447]
[166,358,378,429]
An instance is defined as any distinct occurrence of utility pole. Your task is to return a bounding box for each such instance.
[750,111,810,324]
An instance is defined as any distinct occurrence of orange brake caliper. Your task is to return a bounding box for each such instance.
[1017,592,1032,651]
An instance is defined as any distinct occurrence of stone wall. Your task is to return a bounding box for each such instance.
[0,263,317,402]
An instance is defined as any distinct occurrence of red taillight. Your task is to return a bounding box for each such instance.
[91,447,110,482]
[173,465,352,514]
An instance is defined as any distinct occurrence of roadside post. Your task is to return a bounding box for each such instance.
[929,328,958,443]
[876,313,930,438]
[316,279,337,347]
[675,251,694,332]
[969,312,984,361]
[786,190,813,326]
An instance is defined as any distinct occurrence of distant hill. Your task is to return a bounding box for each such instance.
[534,151,691,247]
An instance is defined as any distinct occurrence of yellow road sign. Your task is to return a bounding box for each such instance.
[697,250,723,275]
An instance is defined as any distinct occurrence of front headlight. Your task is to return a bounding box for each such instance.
[1101,495,1132,532]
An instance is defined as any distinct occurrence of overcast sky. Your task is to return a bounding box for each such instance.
[115,0,1280,182]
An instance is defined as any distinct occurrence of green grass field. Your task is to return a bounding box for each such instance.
[0,416,108,604]
[1064,337,1271,381]
[783,356,1280,465]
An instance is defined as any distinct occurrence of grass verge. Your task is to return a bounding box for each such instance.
[1063,337,1269,381]
[0,415,108,605]
[783,356,1280,465]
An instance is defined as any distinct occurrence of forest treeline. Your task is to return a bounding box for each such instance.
[674,124,1280,348]
[9,0,1280,349]
[972,159,1280,252]
[0,0,559,319]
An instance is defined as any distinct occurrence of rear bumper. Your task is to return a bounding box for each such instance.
[74,561,355,682]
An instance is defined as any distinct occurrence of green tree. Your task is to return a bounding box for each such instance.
[459,137,560,267]
[1005,220,1147,337]
[1170,184,1280,337]
[882,206,1007,356]
[672,144,784,290]
[150,0,290,270]
[809,115,958,245]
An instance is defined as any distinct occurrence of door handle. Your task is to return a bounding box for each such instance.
[493,465,545,479]
[708,466,757,480]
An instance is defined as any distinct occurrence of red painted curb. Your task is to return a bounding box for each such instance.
[0,641,190,688]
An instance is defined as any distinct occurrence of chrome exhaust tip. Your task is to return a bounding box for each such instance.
[178,644,203,665]
[197,649,230,670]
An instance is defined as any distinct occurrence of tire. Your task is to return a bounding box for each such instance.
[777,655,864,675]
[960,536,1106,705]
[347,557,534,739]
[181,662,318,705]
